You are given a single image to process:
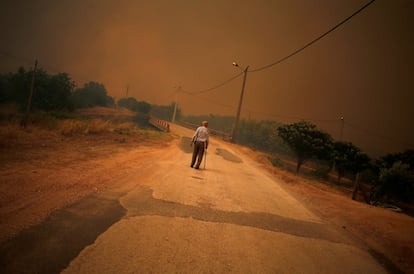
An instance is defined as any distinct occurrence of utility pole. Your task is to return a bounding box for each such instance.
[21,59,38,128]
[125,84,129,98]
[172,86,181,123]
[231,64,249,143]
[332,116,345,173]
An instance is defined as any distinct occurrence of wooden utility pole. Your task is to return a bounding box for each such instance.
[21,59,38,128]
[231,65,249,143]
[172,86,181,123]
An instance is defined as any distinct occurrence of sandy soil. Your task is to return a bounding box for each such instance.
[0,123,413,273]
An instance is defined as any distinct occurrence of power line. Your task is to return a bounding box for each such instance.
[250,0,377,72]
[180,72,244,95]
[179,0,377,95]
[181,89,341,123]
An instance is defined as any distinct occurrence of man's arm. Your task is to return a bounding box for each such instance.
[190,128,199,146]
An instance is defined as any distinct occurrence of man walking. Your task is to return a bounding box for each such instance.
[190,121,209,169]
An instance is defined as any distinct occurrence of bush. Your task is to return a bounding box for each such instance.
[269,156,284,168]
[372,162,414,203]
[133,113,150,128]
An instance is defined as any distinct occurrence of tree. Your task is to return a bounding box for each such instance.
[150,103,179,121]
[1,67,75,111]
[71,82,114,108]
[0,72,13,103]
[370,149,414,203]
[333,141,371,181]
[277,121,333,173]
[238,119,287,154]
[376,149,414,171]
[32,71,75,111]
[118,97,151,114]
[181,114,233,133]
[135,101,151,114]
[8,67,32,110]
[118,97,138,111]
[373,162,414,203]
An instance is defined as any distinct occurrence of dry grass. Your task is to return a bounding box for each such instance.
[1,119,169,142]
[0,105,172,150]
[60,119,112,136]
[0,124,21,147]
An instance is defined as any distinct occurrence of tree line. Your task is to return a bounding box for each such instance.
[0,66,180,122]
[0,66,116,111]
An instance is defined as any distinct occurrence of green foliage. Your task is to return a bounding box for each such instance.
[151,103,179,121]
[133,113,150,127]
[71,82,114,109]
[369,149,414,203]
[333,141,371,181]
[0,72,13,103]
[0,66,75,111]
[33,71,75,111]
[269,156,284,168]
[376,149,414,171]
[180,114,233,133]
[308,160,333,179]
[373,162,414,202]
[2,67,30,109]
[238,119,288,154]
[118,97,151,114]
[277,121,333,173]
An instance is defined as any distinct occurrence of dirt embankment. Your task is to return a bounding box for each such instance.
[0,121,172,243]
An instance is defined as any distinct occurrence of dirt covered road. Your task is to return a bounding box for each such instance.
[0,122,413,273]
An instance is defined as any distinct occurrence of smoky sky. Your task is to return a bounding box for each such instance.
[1,0,413,157]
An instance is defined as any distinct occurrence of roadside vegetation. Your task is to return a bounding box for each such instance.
[0,65,174,163]
[1,64,413,212]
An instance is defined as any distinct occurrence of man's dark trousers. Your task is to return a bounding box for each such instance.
[191,141,205,169]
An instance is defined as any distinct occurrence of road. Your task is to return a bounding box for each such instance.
[1,123,388,273]
[62,124,387,273]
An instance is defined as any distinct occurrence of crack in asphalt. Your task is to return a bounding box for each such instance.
[125,186,355,246]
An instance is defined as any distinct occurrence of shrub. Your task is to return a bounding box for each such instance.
[269,156,284,168]
[86,119,111,134]
[60,120,87,136]
[372,162,414,203]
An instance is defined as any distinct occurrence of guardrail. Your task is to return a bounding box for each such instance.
[149,117,170,132]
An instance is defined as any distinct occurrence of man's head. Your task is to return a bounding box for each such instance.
[202,121,208,127]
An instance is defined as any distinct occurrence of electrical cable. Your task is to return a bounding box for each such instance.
[250,0,377,72]
[180,72,244,95]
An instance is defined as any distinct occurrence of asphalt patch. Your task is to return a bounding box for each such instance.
[215,148,242,163]
[0,192,125,274]
[179,136,193,153]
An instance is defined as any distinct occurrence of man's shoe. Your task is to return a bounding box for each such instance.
[195,166,199,169]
